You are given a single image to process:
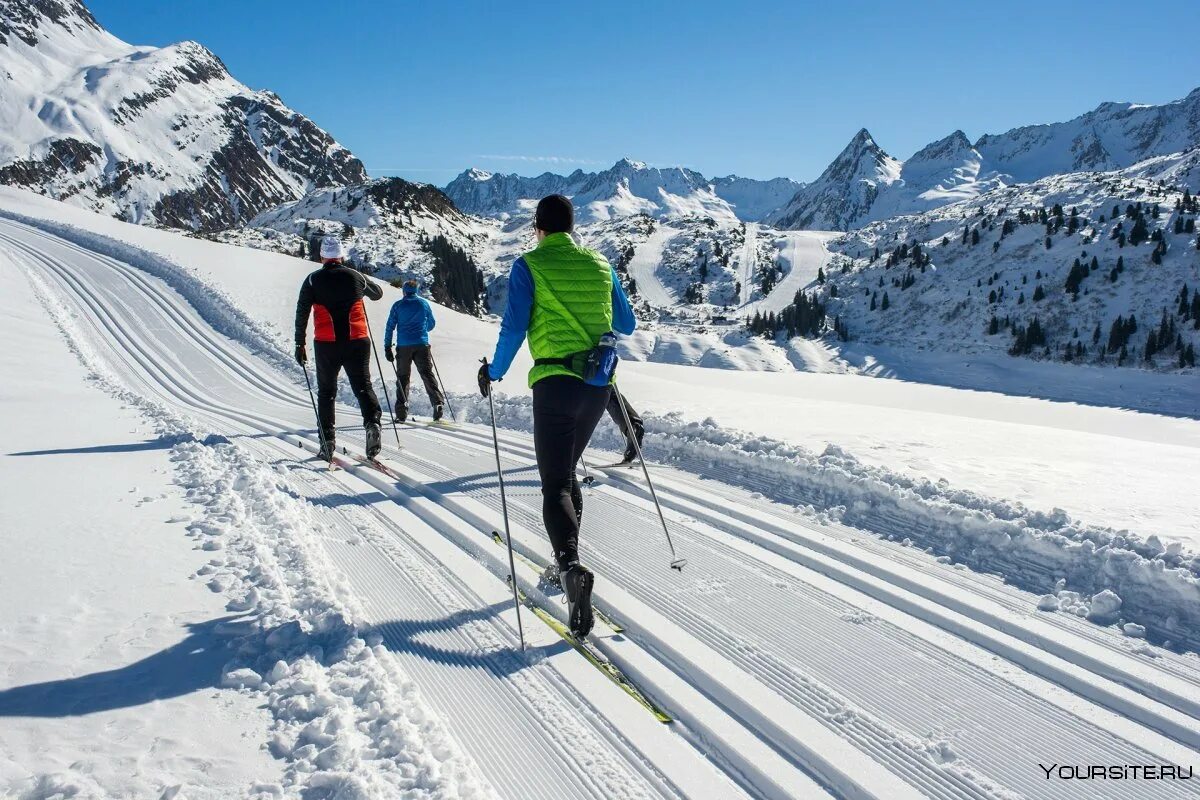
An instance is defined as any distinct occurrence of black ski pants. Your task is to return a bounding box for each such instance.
[532,375,610,570]
[606,389,643,447]
[315,339,381,438]
[394,344,444,409]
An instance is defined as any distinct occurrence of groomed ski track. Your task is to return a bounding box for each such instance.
[4,216,1200,800]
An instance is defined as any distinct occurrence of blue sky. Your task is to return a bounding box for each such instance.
[88,0,1200,187]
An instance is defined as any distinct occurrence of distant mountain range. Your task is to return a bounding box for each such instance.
[772,89,1200,230]
[443,158,804,224]
[0,0,365,230]
[448,89,1200,232]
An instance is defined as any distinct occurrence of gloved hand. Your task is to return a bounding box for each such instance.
[477,360,493,397]
[295,344,307,365]
[385,346,394,362]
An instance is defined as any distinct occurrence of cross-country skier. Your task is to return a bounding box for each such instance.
[478,194,636,637]
[606,391,644,464]
[383,278,444,422]
[295,235,385,460]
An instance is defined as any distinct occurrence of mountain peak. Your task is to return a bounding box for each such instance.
[0,0,99,47]
[611,157,649,171]
[907,130,975,164]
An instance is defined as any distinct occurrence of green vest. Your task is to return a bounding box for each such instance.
[523,233,614,387]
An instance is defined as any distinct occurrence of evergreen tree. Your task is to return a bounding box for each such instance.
[817,267,826,284]
[425,234,485,314]
[1129,215,1149,245]
[1032,285,1045,301]
[870,292,877,311]
[1045,236,1053,250]
[881,292,890,310]
[971,228,980,246]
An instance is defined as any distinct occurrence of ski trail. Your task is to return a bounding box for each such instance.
[1,220,744,800]
[742,231,833,316]
[625,222,677,307]
[8,217,1200,800]
[369,422,1200,800]
[737,222,757,306]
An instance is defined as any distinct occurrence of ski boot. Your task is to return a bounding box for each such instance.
[538,562,561,593]
[432,403,444,422]
[622,432,642,463]
[559,562,595,638]
[394,402,407,424]
[318,433,336,463]
[365,421,382,459]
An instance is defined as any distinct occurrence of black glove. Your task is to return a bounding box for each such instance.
[477,360,493,397]
[385,346,394,362]
[295,344,307,365]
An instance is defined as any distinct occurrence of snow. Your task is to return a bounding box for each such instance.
[0,256,282,798]
[5,185,1200,799]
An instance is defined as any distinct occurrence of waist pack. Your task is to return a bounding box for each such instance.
[535,332,619,386]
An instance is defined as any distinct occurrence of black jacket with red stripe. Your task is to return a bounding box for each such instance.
[295,262,384,344]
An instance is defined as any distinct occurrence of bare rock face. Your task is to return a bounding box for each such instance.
[0,0,366,230]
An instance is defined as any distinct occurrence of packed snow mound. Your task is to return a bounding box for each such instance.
[773,88,1200,230]
[444,157,803,223]
[0,0,365,231]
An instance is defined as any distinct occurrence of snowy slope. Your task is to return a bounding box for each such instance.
[5,188,1200,800]
[821,150,1200,373]
[0,0,365,230]
[444,158,803,224]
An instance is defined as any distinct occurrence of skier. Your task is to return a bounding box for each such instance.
[295,235,385,460]
[478,194,636,637]
[606,391,644,464]
[383,278,444,422]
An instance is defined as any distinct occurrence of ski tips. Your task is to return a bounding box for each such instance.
[670,558,688,572]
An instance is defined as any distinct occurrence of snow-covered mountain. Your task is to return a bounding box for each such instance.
[976,88,1200,181]
[209,177,490,286]
[444,158,803,223]
[773,89,1200,231]
[770,129,903,231]
[818,150,1200,369]
[0,0,365,230]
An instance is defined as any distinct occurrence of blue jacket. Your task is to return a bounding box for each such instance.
[384,290,436,347]
[488,258,636,381]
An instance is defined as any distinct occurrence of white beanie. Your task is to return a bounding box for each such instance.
[320,235,346,260]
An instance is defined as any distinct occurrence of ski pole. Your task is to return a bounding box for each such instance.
[483,358,526,650]
[362,304,401,448]
[429,349,456,421]
[613,382,686,571]
[579,454,595,486]
[301,361,333,463]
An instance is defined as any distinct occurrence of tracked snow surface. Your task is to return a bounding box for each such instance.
[2,186,1199,799]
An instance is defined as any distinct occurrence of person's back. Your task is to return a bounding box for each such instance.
[298,262,377,343]
[294,236,384,458]
[385,279,444,421]
[479,194,636,638]
[524,234,615,387]
[386,286,436,347]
